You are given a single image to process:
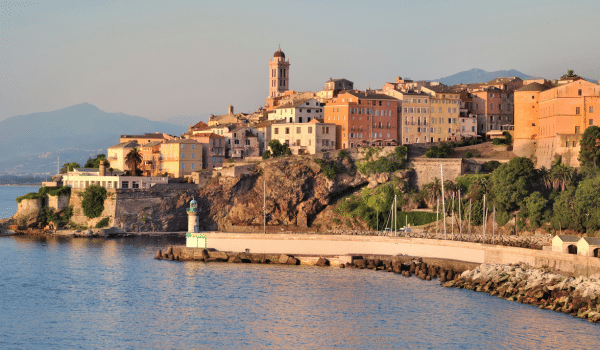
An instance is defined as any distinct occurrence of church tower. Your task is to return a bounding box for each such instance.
[268,48,290,98]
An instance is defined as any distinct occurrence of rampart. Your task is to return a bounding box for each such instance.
[409,158,465,189]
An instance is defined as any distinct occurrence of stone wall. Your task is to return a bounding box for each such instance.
[410,158,465,189]
[220,164,257,177]
[69,189,117,228]
[199,232,600,277]
[47,194,70,212]
[15,198,43,218]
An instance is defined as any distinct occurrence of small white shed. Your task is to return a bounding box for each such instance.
[551,235,580,254]
[577,237,600,257]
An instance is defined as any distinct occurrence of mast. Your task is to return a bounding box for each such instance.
[436,197,439,239]
[469,199,472,241]
[451,192,455,240]
[441,164,446,240]
[482,193,486,243]
[458,189,462,241]
[263,176,266,234]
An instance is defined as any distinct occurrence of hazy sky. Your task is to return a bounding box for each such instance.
[1,0,599,122]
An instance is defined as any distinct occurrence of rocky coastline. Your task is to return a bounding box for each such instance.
[444,263,600,323]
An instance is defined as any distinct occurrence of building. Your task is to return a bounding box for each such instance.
[120,132,174,144]
[577,237,600,257]
[107,141,139,172]
[514,79,600,168]
[207,105,249,127]
[551,235,580,254]
[268,47,290,99]
[228,126,260,158]
[270,119,336,154]
[269,98,324,123]
[61,166,168,190]
[252,119,280,155]
[188,133,226,169]
[139,141,162,176]
[159,139,203,177]
[469,87,515,134]
[324,90,399,149]
[317,78,354,99]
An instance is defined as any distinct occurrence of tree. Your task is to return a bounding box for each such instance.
[549,163,575,191]
[81,185,107,219]
[268,140,292,157]
[422,177,442,207]
[489,157,536,213]
[262,150,271,160]
[525,192,548,229]
[579,126,600,169]
[60,162,80,174]
[125,148,143,175]
[561,69,577,79]
[84,154,109,168]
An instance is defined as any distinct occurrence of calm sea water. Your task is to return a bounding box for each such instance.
[1,235,599,350]
[0,186,39,219]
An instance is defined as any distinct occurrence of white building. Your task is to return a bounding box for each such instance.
[270,119,336,154]
[62,167,168,190]
[269,98,324,124]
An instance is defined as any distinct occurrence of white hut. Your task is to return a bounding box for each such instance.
[551,235,580,254]
[577,237,600,257]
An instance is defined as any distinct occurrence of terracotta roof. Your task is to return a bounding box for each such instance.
[486,77,522,85]
[274,98,317,109]
[343,90,399,100]
[140,141,162,148]
[273,48,285,58]
[423,85,457,94]
[253,119,282,128]
[190,121,209,129]
[191,132,225,139]
[517,83,550,92]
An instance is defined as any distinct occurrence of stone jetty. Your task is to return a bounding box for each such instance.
[444,263,600,323]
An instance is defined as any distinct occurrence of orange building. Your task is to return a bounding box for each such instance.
[514,79,600,168]
[324,91,399,149]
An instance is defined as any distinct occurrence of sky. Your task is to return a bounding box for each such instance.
[1,0,599,123]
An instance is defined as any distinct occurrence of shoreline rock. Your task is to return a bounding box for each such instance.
[444,263,600,323]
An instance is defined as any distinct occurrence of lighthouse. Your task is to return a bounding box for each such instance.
[186,198,206,248]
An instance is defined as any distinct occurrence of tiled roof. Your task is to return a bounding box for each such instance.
[344,90,399,100]
[140,141,162,148]
[192,132,225,139]
[581,237,600,246]
[108,141,139,149]
[274,98,315,109]
[556,235,580,243]
[517,83,550,92]
[486,77,522,85]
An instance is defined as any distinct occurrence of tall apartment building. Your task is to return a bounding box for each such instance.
[324,90,399,149]
[514,79,600,168]
[159,139,202,177]
[270,120,336,154]
[269,98,324,123]
[470,87,515,134]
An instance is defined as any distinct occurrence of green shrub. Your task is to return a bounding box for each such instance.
[81,185,107,219]
[314,158,341,179]
[465,151,474,158]
[357,146,407,175]
[480,160,501,173]
[262,150,271,160]
[16,186,71,203]
[425,142,455,158]
[95,217,110,228]
[16,192,43,203]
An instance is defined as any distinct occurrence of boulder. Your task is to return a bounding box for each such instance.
[279,254,292,264]
[287,257,298,265]
[316,257,329,267]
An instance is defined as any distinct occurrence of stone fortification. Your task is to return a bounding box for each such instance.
[409,158,465,189]
[14,198,43,218]
[68,189,117,228]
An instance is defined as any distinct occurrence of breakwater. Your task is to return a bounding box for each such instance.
[444,263,600,323]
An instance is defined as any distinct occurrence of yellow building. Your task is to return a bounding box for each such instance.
[159,139,203,178]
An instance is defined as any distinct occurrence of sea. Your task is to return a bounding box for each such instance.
[1,186,599,349]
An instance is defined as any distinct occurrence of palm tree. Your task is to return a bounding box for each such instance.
[550,163,574,191]
[107,167,114,176]
[125,148,143,176]
[422,177,442,207]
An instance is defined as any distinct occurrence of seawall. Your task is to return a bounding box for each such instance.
[197,232,600,276]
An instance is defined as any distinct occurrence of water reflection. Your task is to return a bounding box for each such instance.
[1,236,598,349]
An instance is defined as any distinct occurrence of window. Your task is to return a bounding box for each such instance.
[590,107,594,113]
[212,157,215,163]
[578,89,582,96]
[121,182,129,189]
[575,126,581,134]
[576,107,581,115]
[590,119,594,126]
[307,109,311,113]
[191,163,195,170]
[191,153,195,158]
[308,127,312,133]
[285,128,290,134]
[274,128,279,134]
[245,140,250,145]
[181,144,185,149]
[181,153,185,158]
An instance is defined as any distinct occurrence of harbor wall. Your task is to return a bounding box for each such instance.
[199,232,600,276]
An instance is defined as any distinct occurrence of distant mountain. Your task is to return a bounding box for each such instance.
[436,68,532,86]
[0,103,186,175]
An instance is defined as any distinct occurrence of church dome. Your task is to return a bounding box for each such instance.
[273,48,285,58]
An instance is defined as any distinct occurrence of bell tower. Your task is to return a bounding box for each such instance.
[268,47,290,98]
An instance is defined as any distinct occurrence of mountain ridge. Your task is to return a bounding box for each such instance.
[434,68,532,86]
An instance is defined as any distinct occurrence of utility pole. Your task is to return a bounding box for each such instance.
[469,199,472,241]
[458,189,462,241]
[493,205,496,245]
[436,197,439,239]
[451,192,455,240]
[483,194,486,243]
[263,177,266,234]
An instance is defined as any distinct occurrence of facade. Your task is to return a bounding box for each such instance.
[62,168,168,190]
[189,133,226,169]
[120,132,174,144]
[228,127,260,158]
[268,48,290,98]
[107,141,139,172]
[269,98,324,123]
[324,90,399,149]
[514,79,600,168]
[470,87,515,134]
[140,141,162,176]
[270,120,336,154]
[159,139,203,177]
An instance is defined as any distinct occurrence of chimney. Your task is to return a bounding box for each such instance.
[99,160,106,176]
[229,105,234,115]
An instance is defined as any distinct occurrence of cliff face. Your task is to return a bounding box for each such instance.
[114,156,368,232]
